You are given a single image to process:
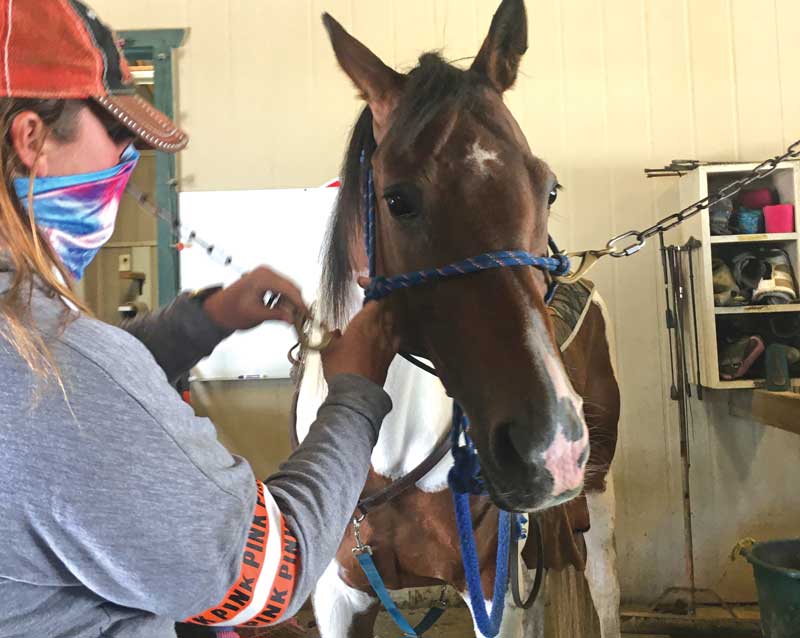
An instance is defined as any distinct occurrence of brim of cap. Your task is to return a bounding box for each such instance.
[93,94,188,153]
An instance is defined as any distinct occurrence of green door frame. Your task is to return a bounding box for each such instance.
[119,29,186,307]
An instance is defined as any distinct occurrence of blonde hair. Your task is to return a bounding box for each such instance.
[0,99,92,384]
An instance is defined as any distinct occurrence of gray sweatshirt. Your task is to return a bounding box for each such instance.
[0,269,392,638]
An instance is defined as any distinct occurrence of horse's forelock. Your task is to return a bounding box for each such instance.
[320,106,375,328]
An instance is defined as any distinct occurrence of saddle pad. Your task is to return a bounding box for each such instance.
[548,280,596,352]
[537,280,600,573]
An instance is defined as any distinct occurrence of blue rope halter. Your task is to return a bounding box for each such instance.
[365,250,568,303]
[359,156,567,638]
[361,160,570,305]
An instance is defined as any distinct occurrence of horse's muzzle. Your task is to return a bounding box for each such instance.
[482,398,589,512]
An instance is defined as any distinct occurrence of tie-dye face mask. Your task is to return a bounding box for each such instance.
[14,144,140,280]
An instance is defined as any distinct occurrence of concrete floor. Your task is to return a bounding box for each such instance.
[372,608,750,638]
[307,568,760,638]
[313,604,758,638]
[294,570,761,638]
[373,608,472,637]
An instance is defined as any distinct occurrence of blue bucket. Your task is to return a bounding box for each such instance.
[743,539,800,638]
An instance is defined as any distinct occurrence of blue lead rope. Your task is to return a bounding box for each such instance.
[448,404,511,638]
[451,494,511,637]
[355,552,446,638]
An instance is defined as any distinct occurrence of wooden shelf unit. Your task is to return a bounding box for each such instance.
[678,161,800,389]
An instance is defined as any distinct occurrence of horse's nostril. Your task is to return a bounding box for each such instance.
[560,398,586,443]
[493,422,522,463]
[496,418,553,465]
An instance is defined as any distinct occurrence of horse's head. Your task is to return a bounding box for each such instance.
[322,0,588,512]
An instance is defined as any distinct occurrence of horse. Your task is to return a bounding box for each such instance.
[294,1,621,636]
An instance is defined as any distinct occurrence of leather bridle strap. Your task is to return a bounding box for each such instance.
[356,430,452,517]
[289,388,453,517]
[510,515,544,609]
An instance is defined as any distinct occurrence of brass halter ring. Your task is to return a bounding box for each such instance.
[293,313,334,352]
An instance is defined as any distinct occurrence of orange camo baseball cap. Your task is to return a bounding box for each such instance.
[0,0,188,152]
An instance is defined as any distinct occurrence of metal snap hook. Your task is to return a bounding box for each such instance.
[553,248,614,284]
[435,587,449,609]
[293,314,334,352]
[352,515,372,556]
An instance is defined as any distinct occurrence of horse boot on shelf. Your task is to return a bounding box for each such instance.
[787,346,800,379]
[765,344,793,392]
[731,251,763,303]
[769,316,800,360]
[729,208,765,235]
[719,335,766,381]
[709,199,734,235]
[752,247,799,305]
[770,314,800,338]
[739,187,776,210]
[712,258,748,306]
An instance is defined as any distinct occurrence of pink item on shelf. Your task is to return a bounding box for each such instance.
[763,204,795,233]
[740,188,775,209]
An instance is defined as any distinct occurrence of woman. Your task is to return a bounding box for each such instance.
[0,2,397,637]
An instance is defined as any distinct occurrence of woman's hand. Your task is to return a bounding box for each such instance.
[202,266,308,331]
[321,302,398,386]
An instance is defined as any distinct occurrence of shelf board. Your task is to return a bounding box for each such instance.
[713,378,800,388]
[710,232,798,244]
[713,379,765,389]
[730,390,800,435]
[714,379,800,390]
[714,303,800,315]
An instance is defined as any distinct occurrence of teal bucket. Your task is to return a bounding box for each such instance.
[743,539,800,637]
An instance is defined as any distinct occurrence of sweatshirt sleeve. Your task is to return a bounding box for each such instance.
[185,375,391,627]
[45,324,391,628]
[118,292,233,384]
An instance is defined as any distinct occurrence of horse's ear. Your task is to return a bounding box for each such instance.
[471,0,528,94]
[322,13,404,139]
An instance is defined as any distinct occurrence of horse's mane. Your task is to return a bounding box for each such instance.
[320,52,484,328]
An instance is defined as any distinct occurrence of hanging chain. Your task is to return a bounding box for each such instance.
[555,138,800,283]
[611,138,800,257]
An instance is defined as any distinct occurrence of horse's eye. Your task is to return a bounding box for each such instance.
[548,187,559,208]
[384,192,416,218]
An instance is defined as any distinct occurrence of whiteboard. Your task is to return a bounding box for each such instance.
[179,188,338,380]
